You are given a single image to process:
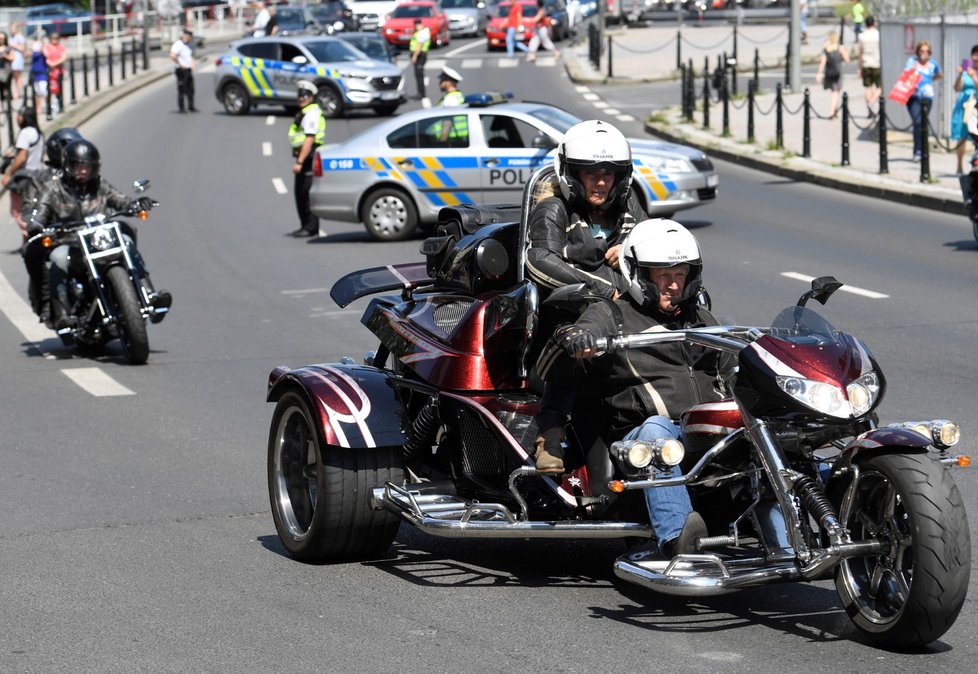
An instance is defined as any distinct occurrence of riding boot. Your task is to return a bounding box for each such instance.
[533,426,566,473]
[51,296,76,332]
[140,277,172,324]
[661,511,707,559]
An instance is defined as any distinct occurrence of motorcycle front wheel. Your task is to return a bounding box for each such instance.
[833,453,971,648]
[106,266,149,365]
[267,391,404,562]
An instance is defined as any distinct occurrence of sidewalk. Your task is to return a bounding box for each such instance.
[564,20,966,214]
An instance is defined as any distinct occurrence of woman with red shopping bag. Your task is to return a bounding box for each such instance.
[899,40,942,162]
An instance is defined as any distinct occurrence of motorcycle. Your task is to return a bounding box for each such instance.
[266,166,971,648]
[27,180,165,364]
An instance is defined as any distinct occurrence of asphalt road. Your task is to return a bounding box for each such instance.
[0,35,975,671]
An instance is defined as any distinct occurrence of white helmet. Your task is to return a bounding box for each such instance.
[619,219,704,311]
[554,120,633,212]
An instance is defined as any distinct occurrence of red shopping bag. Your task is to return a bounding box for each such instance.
[887,68,923,105]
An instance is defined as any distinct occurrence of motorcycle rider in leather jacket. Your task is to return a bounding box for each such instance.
[535,220,730,557]
[29,139,172,330]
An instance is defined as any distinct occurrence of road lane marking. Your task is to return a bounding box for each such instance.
[309,309,364,318]
[265,115,275,125]
[262,142,272,156]
[605,107,621,115]
[281,287,332,295]
[781,272,889,299]
[617,114,636,122]
[498,58,519,68]
[272,178,288,194]
[575,85,589,92]
[592,101,609,109]
[61,367,135,397]
[583,92,599,100]
[461,59,481,69]
[0,265,50,344]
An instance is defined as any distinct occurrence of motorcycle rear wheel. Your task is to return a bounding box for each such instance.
[106,266,149,365]
[267,391,404,562]
[833,453,971,648]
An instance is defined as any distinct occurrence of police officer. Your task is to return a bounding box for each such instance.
[437,66,465,107]
[169,29,196,113]
[288,80,325,238]
[409,20,431,100]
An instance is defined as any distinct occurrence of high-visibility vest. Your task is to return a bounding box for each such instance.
[410,26,431,53]
[439,90,465,107]
[288,101,326,149]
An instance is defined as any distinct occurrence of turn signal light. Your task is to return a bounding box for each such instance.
[138,210,148,221]
[610,481,625,493]
[41,235,54,248]
[958,455,971,467]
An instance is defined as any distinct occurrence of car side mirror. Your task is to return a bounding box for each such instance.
[532,133,557,150]
[292,55,308,64]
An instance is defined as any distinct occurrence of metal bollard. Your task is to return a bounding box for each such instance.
[676,29,681,71]
[131,38,138,73]
[120,42,126,81]
[703,56,710,129]
[803,89,811,157]
[687,58,695,122]
[83,53,89,97]
[69,57,77,105]
[722,66,730,136]
[747,79,755,143]
[775,84,783,148]
[879,98,889,174]
[841,92,850,166]
[108,45,114,87]
[607,35,613,79]
[680,63,688,119]
[783,41,789,90]
[94,50,100,92]
[920,102,931,181]
[732,25,738,97]
[5,105,13,147]
[753,48,760,94]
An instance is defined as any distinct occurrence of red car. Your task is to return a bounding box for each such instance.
[485,1,540,51]
[382,1,451,50]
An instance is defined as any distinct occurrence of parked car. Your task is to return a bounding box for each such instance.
[305,1,360,34]
[214,36,405,117]
[336,31,397,63]
[485,1,539,51]
[347,0,400,32]
[381,1,451,50]
[309,96,719,240]
[543,0,570,41]
[441,0,490,37]
[25,3,95,37]
[269,6,314,36]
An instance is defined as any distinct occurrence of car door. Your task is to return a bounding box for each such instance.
[383,112,483,212]
[478,112,556,205]
[234,41,282,102]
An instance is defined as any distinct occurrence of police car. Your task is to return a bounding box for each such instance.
[213,36,405,118]
[309,95,719,240]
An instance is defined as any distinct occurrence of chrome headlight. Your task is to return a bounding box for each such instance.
[641,156,695,173]
[611,438,685,474]
[89,226,118,251]
[777,372,881,419]
[889,420,960,449]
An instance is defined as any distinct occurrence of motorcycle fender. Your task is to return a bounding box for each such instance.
[267,363,408,449]
[827,427,931,482]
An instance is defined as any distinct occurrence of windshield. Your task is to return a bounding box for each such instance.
[769,305,842,346]
[528,105,581,134]
[341,36,387,60]
[441,0,479,7]
[276,9,305,25]
[304,39,367,63]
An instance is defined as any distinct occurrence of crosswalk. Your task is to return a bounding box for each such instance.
[416,56,562,71]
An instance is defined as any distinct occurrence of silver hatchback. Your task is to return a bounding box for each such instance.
[213,36,405,118]
[309,98,719,240]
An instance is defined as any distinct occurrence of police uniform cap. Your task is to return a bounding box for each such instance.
[439,66,463,83]
[296,80,317,97]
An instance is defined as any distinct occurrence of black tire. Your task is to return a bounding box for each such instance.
[372,103,400,116]
[832,453,971,648]
[361,187,419,241]
[267,391,404,562]
[316,84,344,118]
[222,81,251,115]
[106,266,149,365]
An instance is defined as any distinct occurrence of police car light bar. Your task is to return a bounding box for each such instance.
[463,92,514,107]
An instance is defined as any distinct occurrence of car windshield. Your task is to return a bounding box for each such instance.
[391,5,435,18]
[342,36,387,60]
[527,105,581,134]
[276,9,305,25]
[311,3,344,19]
[441,0,478,7]
[303,39,368,63]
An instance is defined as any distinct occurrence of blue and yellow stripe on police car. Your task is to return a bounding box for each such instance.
[633,163,677,202]
[398,156,476,207]
[229,56,275,98]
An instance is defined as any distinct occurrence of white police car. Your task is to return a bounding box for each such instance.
[213,36,404,117]
[309,95,719,240]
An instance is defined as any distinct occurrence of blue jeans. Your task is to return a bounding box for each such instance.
[907,95,932,156]
[506,27,528,58]
[623,416,692,551]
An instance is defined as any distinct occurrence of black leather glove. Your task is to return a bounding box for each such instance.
[26,222,43,237]
[133,197,156,212]
[555,325,596,357]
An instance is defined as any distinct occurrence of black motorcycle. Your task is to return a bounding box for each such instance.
[27,180,165,364]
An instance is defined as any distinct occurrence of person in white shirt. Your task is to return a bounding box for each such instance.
[856,15,881,117]
[251,2,271,37]
[169,29,196,113]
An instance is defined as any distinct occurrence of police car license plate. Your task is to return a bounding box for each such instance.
[380,91,399,100]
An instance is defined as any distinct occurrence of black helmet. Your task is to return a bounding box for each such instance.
[46,127,83,170]
[62,139,101,195]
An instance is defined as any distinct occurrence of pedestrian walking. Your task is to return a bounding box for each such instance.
[288,80,325,238]
[816,31,849,120]
[849,0,865,39]
[951,45,978,174]
[800,0,809,45]
[9,22,24,102]
[409,20,431,99]
[904,40,942,162]
[28,35,48,120]
[0,33,14,118]
[1,106,43,249]
[250,2,271,37]
[42,33,65,117]
[170,29,197,113]
[526,0,559,62]
[506,1,529,59]
[856,16,881,117]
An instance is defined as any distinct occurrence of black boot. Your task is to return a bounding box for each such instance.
[662,512,708,559]
[51,298,77,332]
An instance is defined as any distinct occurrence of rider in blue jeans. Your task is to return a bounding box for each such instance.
[535,220,730,557]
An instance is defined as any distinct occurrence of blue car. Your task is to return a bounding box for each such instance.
[25,3,95,37]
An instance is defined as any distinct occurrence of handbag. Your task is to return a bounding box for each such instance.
[887,68,923,105]
[0,66,11,86]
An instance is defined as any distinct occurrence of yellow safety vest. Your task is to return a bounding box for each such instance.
[439,90,465,107]
[409,27,431,53]
[288,101,326,149]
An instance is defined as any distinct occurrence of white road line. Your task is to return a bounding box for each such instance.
[272,177,288,194]
[498,58,519,68]
[61,367,135,397]
[575,85,589,92]
[0,264,52,345]
[781,272,889,299]
[592,101,609,109]
[617,114,636,122]
[309,309,364,318]
[262,142,272,157]
[281,287,332,295]
[604,108,621,115]
[265,115,275,125]
[460,59,481,69]
[426,58,446,70]
[583,92,599,100]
